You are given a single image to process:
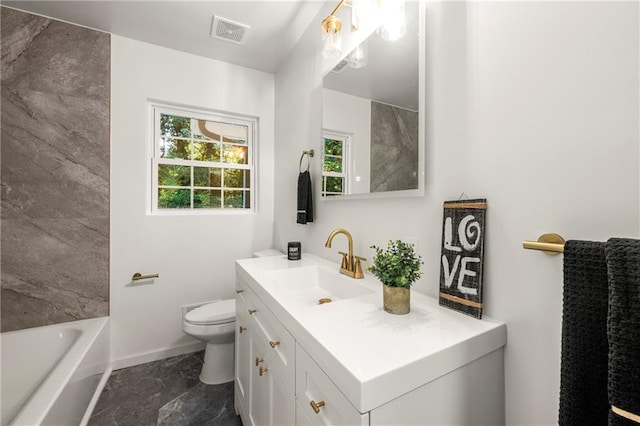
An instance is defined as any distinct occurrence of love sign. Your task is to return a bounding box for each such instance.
[438,199,486,319]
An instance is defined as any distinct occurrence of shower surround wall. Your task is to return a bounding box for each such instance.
[370,101,418,192]
[1,7,110,332]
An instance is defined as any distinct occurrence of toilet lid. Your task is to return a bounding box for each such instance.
[185,299,236,325]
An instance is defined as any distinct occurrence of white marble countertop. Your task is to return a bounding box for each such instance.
[236,253,507,413]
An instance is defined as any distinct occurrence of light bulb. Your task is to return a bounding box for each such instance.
[321,15,343,60]
[351,0,373,31]
[322,29,342,60]
[348,40,368,68]
[379,0,406,41]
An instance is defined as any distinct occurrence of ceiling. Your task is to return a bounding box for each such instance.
[2,0,326,73]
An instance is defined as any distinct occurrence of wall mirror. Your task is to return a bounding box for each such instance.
[321,1,423,199]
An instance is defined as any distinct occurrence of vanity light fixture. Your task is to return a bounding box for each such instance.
[321,0,348,59]
[347,39,368,68]
[378,0,406,41]
[321,0,406,63]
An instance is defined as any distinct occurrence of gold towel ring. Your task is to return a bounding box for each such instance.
[299,149,315,173]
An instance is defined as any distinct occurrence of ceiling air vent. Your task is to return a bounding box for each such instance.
[331,58,349,74]
[210,15,250,45]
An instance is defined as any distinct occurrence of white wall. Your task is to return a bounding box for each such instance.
[274,2,639,425]
[111,36,275,367]
[323,89,371,194]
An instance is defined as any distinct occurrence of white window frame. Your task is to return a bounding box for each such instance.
[321,131,349,197]
[148,102,257,215]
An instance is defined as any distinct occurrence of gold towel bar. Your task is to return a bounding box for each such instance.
[522,233,565,254]
[132,272,159,281]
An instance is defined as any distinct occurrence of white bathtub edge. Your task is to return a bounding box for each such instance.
[111,341,205,371]
[9,317,109,426]
[79,366,112,426]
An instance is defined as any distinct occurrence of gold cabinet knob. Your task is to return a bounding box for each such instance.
[310,400,325,414]
[259,366,268,376]
[239,326,247,334]
[248,309,257,315]
[236,289,244,294]
[255,357,263,366]
[269,340,280,348]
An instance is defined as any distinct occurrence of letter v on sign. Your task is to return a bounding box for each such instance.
[441,255,460,288]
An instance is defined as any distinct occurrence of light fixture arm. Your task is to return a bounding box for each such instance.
[322,0,356,34]
[329,0,348,18]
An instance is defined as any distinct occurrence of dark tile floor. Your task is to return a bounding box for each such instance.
[89,351,243,426]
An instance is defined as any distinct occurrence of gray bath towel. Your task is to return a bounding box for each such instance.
[605,238,640,426]
[296,171,313,224]
[559,240,609,426]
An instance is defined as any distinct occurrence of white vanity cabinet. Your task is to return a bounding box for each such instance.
[235,254,507,426]
[235,279,295,426]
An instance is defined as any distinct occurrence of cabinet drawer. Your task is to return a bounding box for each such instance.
[296,345,369,426]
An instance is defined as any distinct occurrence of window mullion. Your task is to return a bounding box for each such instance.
[221,169,225,208]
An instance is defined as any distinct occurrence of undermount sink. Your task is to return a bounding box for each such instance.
[265,265,375,306]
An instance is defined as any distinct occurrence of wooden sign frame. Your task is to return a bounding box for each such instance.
[438,199,486,319]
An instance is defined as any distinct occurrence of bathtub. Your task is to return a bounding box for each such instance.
[1,317,110,426]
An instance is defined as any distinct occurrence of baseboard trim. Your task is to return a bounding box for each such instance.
[111,342,206,371]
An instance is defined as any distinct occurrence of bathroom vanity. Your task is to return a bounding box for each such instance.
[234,254,506,425]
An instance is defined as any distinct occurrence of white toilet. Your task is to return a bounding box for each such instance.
[182,298,236,384]
[182,249,283,385]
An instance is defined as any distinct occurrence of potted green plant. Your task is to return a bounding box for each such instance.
[367,240,423,315]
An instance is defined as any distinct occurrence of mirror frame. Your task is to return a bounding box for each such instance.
[319,0,425,201]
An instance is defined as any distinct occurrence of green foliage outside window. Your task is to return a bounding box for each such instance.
[324,138,343,156]
[193,141,220,162]
[158,188,190,209]
[322,135,346,196]
[323,176,344,195]
[156,110,253,210]
[324,157,342,173]
[161,114,191,138]
[158,164,190,187]
[224,191,247,208]
[194,190,222,208]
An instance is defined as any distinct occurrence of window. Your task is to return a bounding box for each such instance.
[151,104,256,213]
[321,132,348,197]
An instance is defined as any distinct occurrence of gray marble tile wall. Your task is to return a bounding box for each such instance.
[1,7,110,331]
[370,101,419,193]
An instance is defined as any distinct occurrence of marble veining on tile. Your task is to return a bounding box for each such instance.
[0,7,110,331]
[370,101,419,193]
[89,351,242,426]
[157,382,240,426]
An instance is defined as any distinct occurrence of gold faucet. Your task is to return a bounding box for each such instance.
[324,228,366,279]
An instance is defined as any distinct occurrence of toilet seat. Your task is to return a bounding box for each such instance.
[185,299,236,325]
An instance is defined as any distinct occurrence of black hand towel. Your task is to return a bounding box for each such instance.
[296,171,313,224]
[605,238,640,426]
[559,240,609,426]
